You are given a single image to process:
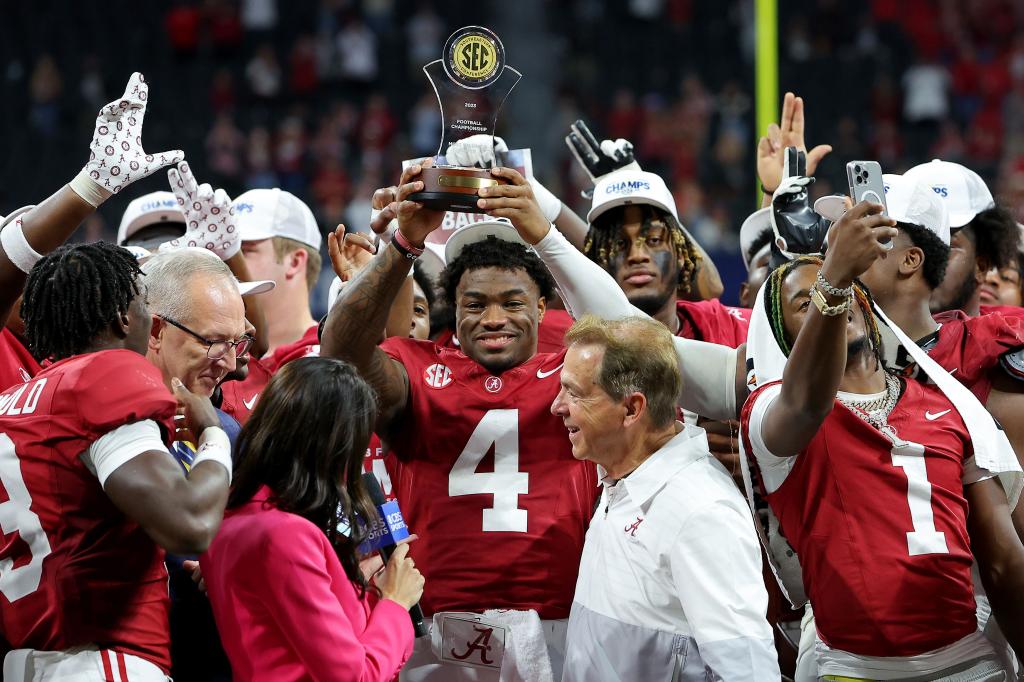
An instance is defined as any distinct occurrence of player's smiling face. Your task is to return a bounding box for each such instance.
[455,266,545,375]
[551,343,623,463]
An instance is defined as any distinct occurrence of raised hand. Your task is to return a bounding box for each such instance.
[392,160,445,246]
[565,119,640,184]
[477,167,550,245]
[821,200,897,288]
[770,172,832,260]
[159,162,239,260]
[757,92,832,194]
[327,225,376,282]
[83,73,184,200]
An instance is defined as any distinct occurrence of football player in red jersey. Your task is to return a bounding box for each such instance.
[859,175,1024,537]
[741,201,1024,679]
[323,162,596,680]
[0,242,231,680]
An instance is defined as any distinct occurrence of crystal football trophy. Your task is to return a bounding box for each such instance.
[408,26,522,213]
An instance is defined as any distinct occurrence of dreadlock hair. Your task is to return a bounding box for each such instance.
[441,237,556,305]
[584,205,702,295]
[966,205,1020,271]
[897,221,950,290]
[761,256,884,366]
[22,241,142,362]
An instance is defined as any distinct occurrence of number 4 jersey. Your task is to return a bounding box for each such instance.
[741,378,982,659]
[0,350,177,671]
[380,338,598,619]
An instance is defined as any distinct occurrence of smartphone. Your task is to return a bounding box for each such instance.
[846,161,887,212]
[783,147,806,180]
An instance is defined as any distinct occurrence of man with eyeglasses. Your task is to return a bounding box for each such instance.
[137,248,250,682]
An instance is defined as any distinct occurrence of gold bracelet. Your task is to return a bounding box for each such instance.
[810,285,852,316]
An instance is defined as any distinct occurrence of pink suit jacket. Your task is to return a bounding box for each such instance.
[201,486,414,681]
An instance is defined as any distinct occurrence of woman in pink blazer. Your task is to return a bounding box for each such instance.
[202,358,424,682]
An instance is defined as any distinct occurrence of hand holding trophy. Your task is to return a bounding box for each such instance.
[408,26,521,213]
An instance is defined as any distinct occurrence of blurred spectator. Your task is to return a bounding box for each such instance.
[246,44,282,101]
[405,4,444,69]
[79,55,105,112]
[241,0,278,36]
[289,35,320,96]
[246,127,278,189]
[209,68,237,114]
[336,16,378,87]
[902,55,950,157]
[208,0,243,55]
[206,114,246,182]
[274,115,307,195]
[166,4,201,57]
[29,55,62,138]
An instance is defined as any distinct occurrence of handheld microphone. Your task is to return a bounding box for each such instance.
[360,472,429,638]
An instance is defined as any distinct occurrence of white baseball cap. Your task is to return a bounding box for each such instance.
[739,207,772,271]
[882,173,950,245]
[232,188,322,251]
[903,159,994,229]
[444,218,529,264]
[117,191,184,245]
[588,169,679,224]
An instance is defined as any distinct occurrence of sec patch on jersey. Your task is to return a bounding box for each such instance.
[424,363,454,389]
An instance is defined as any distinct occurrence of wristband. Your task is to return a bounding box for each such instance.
[191,426,232,483]
[0,215,43,274]
[391,239,419,261]
[392,228,424,257]
[815,270,853,298]
[68,168,112,207]
[528,177,562,223]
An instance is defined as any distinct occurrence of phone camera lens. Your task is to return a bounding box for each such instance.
[854,165,862,173]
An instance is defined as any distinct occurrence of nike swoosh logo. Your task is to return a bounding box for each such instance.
[243,394,259,410]
[925,409,951,421]
[536,363,564,379]
[948,367,958,375]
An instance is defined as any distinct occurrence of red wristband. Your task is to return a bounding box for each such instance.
[393,228,425,257]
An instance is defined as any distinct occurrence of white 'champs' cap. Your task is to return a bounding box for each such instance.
[882,173,950,245]
[903,159,994,229]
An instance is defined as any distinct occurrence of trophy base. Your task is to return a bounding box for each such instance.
[408,166,508,214]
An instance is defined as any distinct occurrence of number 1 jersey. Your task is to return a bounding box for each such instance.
[380,338,598,619]
[741,378,979,657]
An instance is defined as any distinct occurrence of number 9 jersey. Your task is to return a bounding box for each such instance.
[381,337,598,619]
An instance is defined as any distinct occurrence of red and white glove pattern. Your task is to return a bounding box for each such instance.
[159,162,240,260]
[84,72,184,197]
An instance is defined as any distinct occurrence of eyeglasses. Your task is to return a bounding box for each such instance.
[159,316,254,360]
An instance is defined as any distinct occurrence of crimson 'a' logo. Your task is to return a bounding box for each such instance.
[450,626,496,664]
[424,363,453,389]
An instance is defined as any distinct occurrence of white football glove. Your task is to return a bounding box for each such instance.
[159,162,239,260]
[74,73,184,205]
[444,134,508,168]
[444,134,562,222]
[565,120,641,186]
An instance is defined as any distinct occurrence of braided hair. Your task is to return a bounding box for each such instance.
[762,255,883,364]
[21,242,143,362]
[584,205,701,295]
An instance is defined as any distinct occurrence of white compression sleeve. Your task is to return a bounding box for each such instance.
[531,227,738,420]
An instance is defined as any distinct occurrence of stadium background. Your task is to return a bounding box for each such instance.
[2,0,1023,311]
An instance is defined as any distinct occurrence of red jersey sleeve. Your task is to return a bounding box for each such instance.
[57,350,177,444]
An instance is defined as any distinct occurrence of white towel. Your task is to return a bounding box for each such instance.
[481,609,555,682]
